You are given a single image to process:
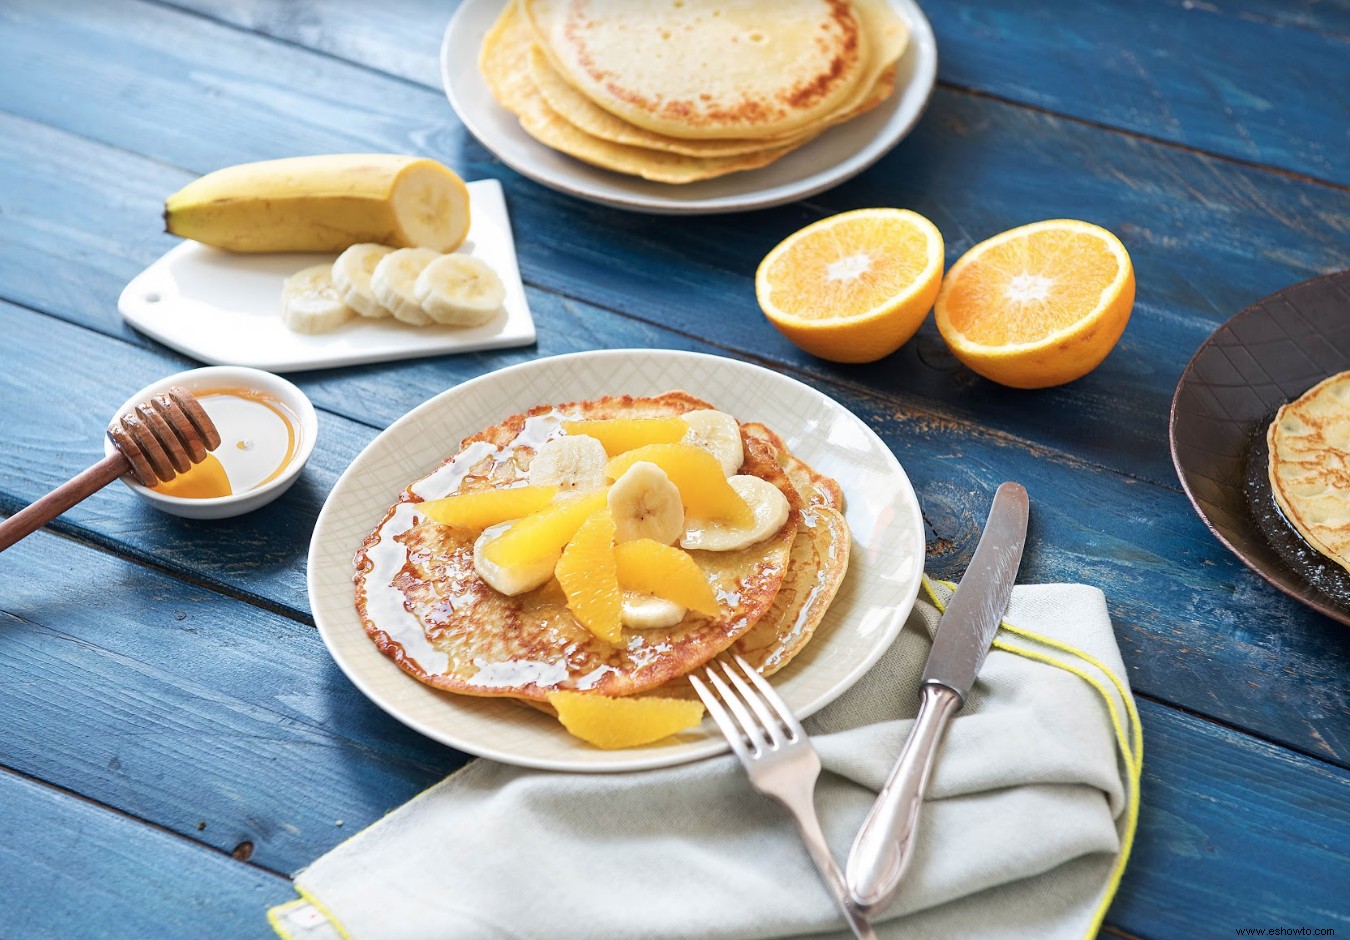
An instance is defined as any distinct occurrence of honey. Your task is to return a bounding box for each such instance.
[151,386,301,499]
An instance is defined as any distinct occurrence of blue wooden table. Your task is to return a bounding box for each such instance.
[2,2,1348,937]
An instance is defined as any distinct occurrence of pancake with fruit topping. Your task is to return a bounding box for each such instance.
[355,392,849,702]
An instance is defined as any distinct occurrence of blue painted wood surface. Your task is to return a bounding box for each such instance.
[1,1,1348,937]
[164,0,1350,186]
[3,0,1348,497]
[1,767,290,940]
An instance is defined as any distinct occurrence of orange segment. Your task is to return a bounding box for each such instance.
[605,444,751,525]
[420,485,557,530]
[562,417,689,456]
[483,489,608,570]
[547,690,705,749]
[614,539,720,616]
[555,509,622,644]
[934,219,1134,389]
[755,208,944,363]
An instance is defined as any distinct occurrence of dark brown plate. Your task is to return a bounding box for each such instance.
[1169,270,1350,626]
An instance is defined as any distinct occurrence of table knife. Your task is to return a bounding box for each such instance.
[845,481,1030,916]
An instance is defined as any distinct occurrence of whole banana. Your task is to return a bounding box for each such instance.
[164,154,471,253]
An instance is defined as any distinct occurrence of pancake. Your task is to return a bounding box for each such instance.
[479,4,800,183]
[643,427,851,698]
[355,392,806,701]
[733,504,850,676]
[1268,371,1350,573]
[523,0,870,140]
[526,45,818,158]
[523,0,907,158]
[744,420,845,511]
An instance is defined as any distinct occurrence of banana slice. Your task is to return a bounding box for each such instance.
[608,461,684,544]
[529,435,607,492]
[621,592,687,630]
[681,410,744,477]
[370,247,442,325]
[280,264,355,334]
[331,243,395,318]
[680,475,789,552]
[472,521,554,597]
[414,254,506,327]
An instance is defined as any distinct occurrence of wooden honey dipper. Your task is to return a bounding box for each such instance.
[0,386,221,553]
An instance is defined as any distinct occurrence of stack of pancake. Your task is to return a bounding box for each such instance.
[478,0,910,183]
[355,392,851,713]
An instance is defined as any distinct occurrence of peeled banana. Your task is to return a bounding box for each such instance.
[681,410,744,476]
[164,154,471,253]
[415,254,505,326]
[680,475,789,552]
[371,248,442,326]
[332,243,395,318]
[608,461,685,544]
[529,436,608,492]
[280,264,355,334]
[621,593,687,630]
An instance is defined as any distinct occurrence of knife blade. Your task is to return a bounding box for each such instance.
[845,481,1029,916]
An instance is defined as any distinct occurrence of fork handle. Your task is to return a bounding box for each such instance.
[846,682,963,916]
[787,807,878,940]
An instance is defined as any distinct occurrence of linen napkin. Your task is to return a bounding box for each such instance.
[269,578,1141,940]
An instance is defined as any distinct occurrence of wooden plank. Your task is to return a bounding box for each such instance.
[1113,699,1350,935]
[1,104,1347,762]
[2,526,1347,936]
[1,4,1345,936]
[162,0,1350,187]
[2,2,1349,493]
[3,301,1348,770]
[0,528,464,875]
[0,768,290,940]
[926,0,1350,186]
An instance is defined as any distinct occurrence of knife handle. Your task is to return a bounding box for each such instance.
[845,682,963,916]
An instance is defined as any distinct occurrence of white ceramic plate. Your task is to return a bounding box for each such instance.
[309,350,925,772]
[441,0,938,215]
[118,179,535,372]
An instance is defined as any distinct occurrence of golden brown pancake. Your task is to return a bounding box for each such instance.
[479,4,800,183]
[522,0,869,140]
[643,428,851,699]
[743,420,846,511]
[355,392,805,701]
[481,0,905,183]
[735,504,850,676]
[1268,370,1350,573]
[522,0,908,158]
[526,45,820,158]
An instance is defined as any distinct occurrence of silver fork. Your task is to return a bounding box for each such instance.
[691,655,878,940]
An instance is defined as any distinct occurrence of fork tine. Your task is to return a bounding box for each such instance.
[689,674,756,767]
[733,654,806,740]
[718,659,787,748]
[704,666,772,755]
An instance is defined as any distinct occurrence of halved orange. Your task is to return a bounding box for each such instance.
[934,219,1135,389]
[755,208,944,363]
